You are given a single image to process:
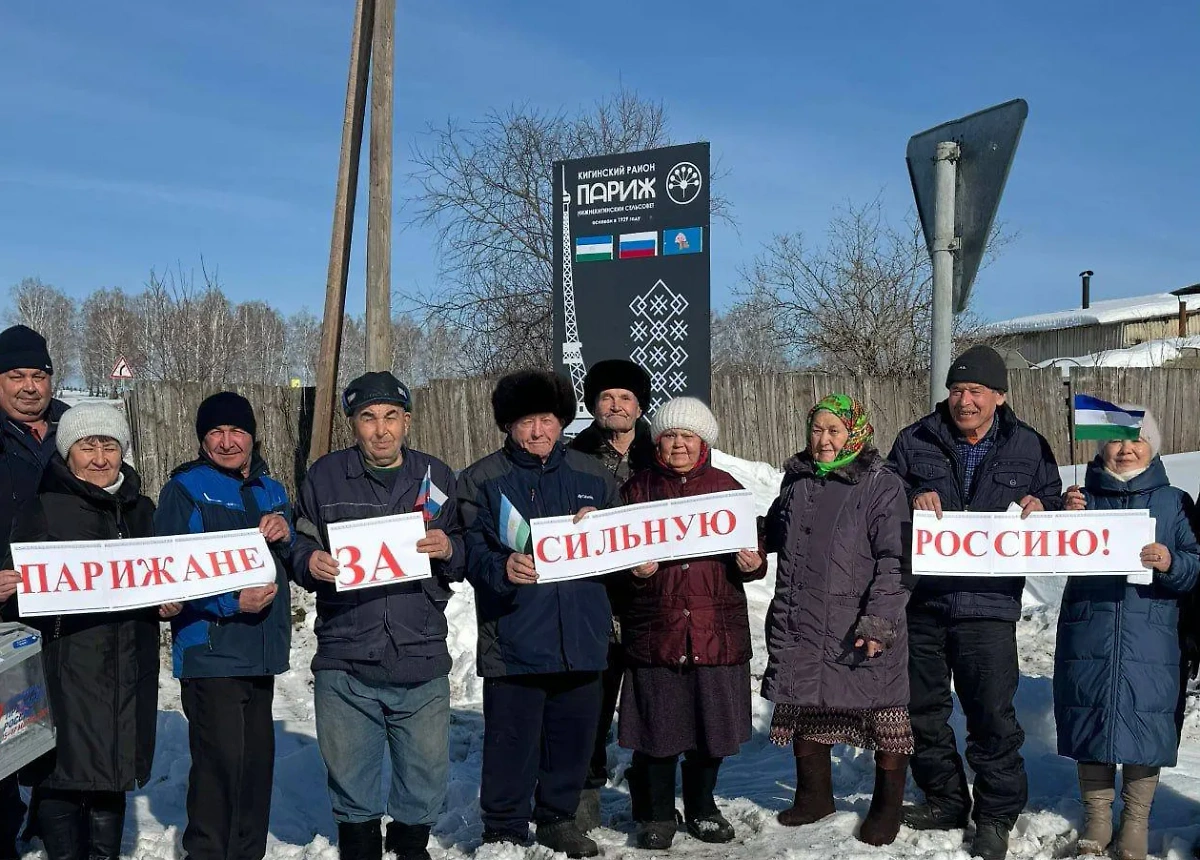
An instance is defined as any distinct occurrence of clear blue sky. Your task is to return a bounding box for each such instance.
[1,0,1196,322]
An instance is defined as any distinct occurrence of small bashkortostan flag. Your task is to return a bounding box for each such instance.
[575,236,613,262]
[1073,394,1144,441]
[498,493,532,553]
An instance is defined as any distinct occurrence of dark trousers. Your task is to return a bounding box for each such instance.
[585,643,625,790]
[627,750,721,822]
[181,676,276,860]
[36,789,125,860]
[480,672,602,837]
[0,775,25,857]
[907,610,1027,827]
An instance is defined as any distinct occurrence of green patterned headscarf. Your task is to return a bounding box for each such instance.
[806,394,874,476]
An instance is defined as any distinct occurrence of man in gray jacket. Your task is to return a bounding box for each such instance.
[292,372,464,860]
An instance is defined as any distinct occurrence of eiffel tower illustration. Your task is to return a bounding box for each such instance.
[560,164,593,435]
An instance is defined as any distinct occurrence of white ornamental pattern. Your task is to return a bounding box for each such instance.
[629,279,690,412]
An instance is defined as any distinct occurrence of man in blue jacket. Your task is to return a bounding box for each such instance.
[0,325,67,858]
[155,392,294,860]
[458,370,619,859]
[888,346,1062,860]
[291,372,464,860]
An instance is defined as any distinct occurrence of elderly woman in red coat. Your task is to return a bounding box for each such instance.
[617,397,766,851]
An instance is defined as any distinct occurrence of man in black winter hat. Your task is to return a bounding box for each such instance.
[292,371,463,860]
[0,324,66,857]
[457,370,620,858]
[887,345,1062,860]
[566,359,655,831]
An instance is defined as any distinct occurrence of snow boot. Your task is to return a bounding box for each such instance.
[480,829,528,848]
[1076,762,1116,856]
[535,819,599,859]
[384,822,431,860]
[1115,765,1159,860]
[681,754,734,843]
[37,794,85,860]
[87,795,126,860]
[575,789,602,834]
[970,819,1011,860]
[902,798,971,831]
[778,739,834,827]
[858,751,908,846]
[629,754,680,850]
[337,821,383,860]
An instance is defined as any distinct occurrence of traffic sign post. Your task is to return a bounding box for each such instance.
[908,99,1027,408]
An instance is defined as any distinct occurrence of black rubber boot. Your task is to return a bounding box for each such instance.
[37,792,86,860]
[535,819,599,859]
[681,754,733,844]
[902,800,971,831]
[778,740,835,827]
[338,820,383,860]
[971,820,1012,860]
[87,794,127,860]
[384,822,430,860]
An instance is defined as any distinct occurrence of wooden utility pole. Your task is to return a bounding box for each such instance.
[365,0,394,371]
[310,0,375,464]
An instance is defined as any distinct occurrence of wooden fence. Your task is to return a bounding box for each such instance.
[123,368,1200,500]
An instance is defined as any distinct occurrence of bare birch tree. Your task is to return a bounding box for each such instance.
[7,278,77,387]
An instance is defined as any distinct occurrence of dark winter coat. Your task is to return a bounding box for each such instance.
[761,448,911,710]
[0,400,69,582]
[458,439,620,677]
[1054,456,1200,768]
[155,452,293,679]
[888,402,1063,621]
[11,456,159,792]
[617,456,766,667]
[568,420,656,486]
[291,446,465,682]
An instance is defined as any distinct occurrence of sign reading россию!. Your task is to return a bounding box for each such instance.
[911,510,1156,577]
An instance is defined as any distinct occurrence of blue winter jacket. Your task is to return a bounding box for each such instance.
[1054,456,1200,767]
[457,439,620,677]
[291,446,465,681]
[155,453,294,680]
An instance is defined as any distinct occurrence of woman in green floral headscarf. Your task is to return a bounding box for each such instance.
[761,394,913,846]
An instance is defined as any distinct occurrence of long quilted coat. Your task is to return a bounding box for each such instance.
[1053,456,1200,767]
[760,448,911,710]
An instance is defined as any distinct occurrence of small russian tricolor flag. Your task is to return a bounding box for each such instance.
[415,466,448,522]
[619,232,658,259]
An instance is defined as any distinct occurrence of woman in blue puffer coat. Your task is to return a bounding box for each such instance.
[1054,408,1200,860]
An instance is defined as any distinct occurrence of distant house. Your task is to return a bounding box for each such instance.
[984,285,1200,365]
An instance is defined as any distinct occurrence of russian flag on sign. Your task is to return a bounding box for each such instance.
[618,232,658,259]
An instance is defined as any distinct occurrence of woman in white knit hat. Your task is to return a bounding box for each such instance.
[4,403,171,860]
[615,397,765,850]
[1056,407,1200,860]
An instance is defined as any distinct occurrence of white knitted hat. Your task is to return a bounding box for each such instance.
[650,397,719,446]
[56,403,132,459]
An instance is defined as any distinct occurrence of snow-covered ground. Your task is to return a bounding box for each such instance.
[56,450,1200,860]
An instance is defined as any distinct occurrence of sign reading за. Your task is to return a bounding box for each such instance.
[14,529,275,616]
[326,512,432,591]
[911,510,1155,577]
[530,490,758,583]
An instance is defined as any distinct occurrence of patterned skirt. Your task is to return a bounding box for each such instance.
[769,704,915,755]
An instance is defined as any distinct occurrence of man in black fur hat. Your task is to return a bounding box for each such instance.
[567,359,654,831]
[458,370,620,858]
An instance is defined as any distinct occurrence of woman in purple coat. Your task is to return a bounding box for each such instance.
[762,394,913,846]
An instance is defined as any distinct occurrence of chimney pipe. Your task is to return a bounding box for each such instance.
[1179,298,1187,339]
[1080,270,1093,309]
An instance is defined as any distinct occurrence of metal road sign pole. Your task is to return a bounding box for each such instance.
[929,140,960,411]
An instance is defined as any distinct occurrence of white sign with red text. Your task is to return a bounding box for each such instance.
[13,529,276,617]
[326,512,432,591]
[912,510,1155,577]
[530,490,758,583]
